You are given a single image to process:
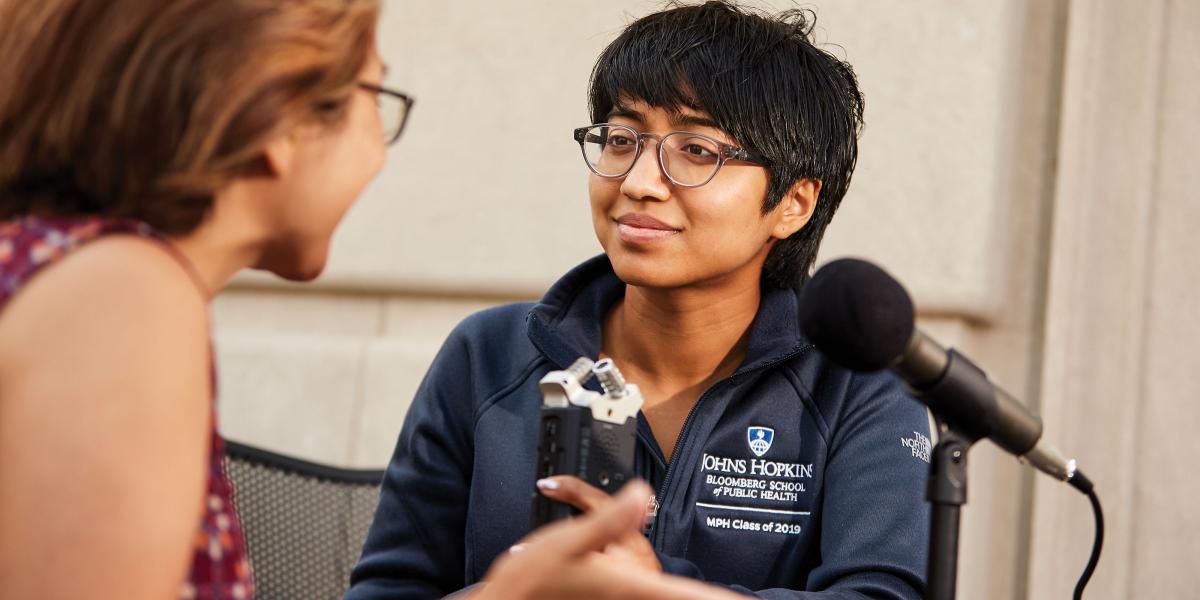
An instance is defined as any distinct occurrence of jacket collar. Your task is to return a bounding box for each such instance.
[526,255,810,376]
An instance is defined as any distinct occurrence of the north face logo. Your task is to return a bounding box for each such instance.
[901,430,932,463]
[747,427,774,457]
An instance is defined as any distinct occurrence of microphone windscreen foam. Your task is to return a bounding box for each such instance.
[798,258,915,372]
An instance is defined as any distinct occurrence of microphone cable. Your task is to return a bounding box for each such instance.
[1074,485,1104,599]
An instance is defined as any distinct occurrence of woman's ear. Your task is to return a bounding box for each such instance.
[771,178,822,240]
[261,133,296,179]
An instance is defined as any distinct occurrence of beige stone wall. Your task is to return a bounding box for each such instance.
[212,1,1199,598]
[1028,1,1200,598]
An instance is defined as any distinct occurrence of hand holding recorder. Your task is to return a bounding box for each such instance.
[475,482,740,600]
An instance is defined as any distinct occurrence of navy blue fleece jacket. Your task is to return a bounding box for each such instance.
[347,255,930,599]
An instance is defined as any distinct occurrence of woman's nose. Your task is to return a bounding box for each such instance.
[619,141,671,202]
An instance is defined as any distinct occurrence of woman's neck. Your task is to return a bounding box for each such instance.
[602,274,762,389]
[165,184,270,300]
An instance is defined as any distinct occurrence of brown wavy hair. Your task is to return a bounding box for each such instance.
[0,0,381,235]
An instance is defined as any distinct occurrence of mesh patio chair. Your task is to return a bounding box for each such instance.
[223,440,385,600]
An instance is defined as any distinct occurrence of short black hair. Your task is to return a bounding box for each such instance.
[588,1,864,288]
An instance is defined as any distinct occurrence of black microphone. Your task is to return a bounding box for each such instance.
[797,258,1092,494]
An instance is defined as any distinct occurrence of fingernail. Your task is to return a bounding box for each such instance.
[536,478,559,490]
[509,544,526,554]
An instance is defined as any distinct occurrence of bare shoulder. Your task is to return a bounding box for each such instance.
[0,234,214,596]
[0,234,209,365]
[26,233,206,309]
[0,234,214,595]
[0,232,212,421]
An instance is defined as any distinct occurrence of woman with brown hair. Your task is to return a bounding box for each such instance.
[0,1,744,599]
[0,0,391,597]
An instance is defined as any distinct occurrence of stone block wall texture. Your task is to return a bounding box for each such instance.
[212,1,1198,598]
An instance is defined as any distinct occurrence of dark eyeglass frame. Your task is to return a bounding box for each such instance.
[573,123,772,188]
[358,82,414,145]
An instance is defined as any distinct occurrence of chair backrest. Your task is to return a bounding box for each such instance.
[223,440,384,600]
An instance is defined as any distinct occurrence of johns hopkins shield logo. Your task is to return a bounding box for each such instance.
[747,427,775,457]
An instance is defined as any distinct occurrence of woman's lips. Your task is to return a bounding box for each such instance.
[617,223,680,243]
[614,213,681,244]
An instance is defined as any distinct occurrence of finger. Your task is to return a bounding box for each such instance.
[523,480,651,559]
[535,475,612,513]
[477,485,649,600]
[598,530,663,573]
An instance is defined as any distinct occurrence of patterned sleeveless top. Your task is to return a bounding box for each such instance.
[0,216,254,599]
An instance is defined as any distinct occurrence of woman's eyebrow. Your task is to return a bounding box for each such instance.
[672,113,721,130]
[606,105,644,122]
[604,106,724,133]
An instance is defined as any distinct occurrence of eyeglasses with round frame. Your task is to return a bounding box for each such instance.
[573,123,772,188]
[358,82,414,145]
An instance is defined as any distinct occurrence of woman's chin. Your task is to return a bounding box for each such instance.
[284,266,325,282]
[255,248,329,283]
[608,254,690,290]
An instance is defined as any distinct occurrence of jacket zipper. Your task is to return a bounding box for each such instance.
[648,344,811,550]
[650,382,722,549]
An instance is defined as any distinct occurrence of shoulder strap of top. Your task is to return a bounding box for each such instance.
[0,215,209,305]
